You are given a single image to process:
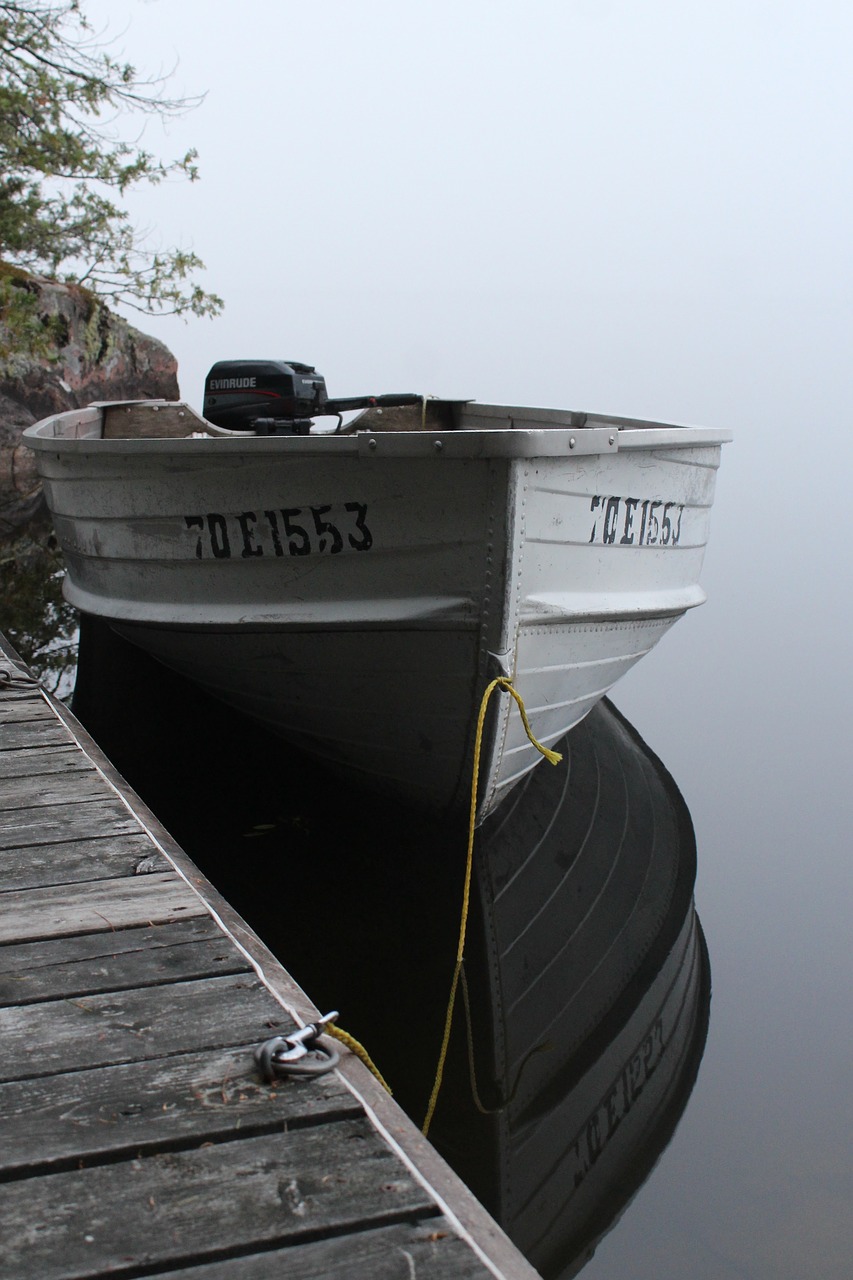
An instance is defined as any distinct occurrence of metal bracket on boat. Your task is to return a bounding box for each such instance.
[486,648,514,679]
[254,1012,341,1082]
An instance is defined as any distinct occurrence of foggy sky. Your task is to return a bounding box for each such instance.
[86,1,852,408]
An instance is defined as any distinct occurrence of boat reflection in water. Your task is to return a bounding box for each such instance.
[72,615,710,1280]
[429,699,710,1278]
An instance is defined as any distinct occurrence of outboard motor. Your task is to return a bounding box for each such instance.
[203,360,328,434]
[203,360,421,434]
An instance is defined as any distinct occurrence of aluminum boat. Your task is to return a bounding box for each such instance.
[24,373,729,820]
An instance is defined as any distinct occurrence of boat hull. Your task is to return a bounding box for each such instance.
[25,401,728,817]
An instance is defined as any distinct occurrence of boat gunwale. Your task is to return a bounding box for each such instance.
[24,401,732,460]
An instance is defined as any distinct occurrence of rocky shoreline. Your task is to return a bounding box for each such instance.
[0,271,181,686]
[1,272,179,544]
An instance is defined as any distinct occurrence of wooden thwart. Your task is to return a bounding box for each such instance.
[102,401,208,439]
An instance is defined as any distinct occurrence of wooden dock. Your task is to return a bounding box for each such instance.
[0,634,539,1280]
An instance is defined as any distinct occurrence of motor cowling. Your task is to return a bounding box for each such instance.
[203,360,328,431]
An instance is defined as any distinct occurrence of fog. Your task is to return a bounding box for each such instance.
[84,1,852,400]
[79,2,853,1275]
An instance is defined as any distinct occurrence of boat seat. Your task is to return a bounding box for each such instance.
[101,402,213,439]
[344,400,460,433]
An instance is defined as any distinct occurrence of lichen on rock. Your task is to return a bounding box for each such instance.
[0,270,179,540]
[0,270,182,687]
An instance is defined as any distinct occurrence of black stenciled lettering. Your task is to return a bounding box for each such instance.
[673,504,684,546]
[191,501,373,558]
[589,494,684,548]
[264,510,284,556]
[639,500,649,544]
[661,502,674,545]
[586,1112,603,1162]
[620,497,639,544]
[345,501,373,551]
[605,1083,622,1135]
[603,496,620,545]
[572,1140,588,1189]
[237,511,263,558]
[311,505,343,554]
[281,508,310,556]
[648,1017,664,1071]
[569,1015,668,1188]
[207,513,231,559]
[589,494,602,543]
[184,515,204,559]
[646,500,662,545]
[628,1051,643,1097]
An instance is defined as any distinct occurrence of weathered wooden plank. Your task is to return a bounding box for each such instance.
[0,743,94,781]
[0,770,114,812]
[0,715,73,750]
[0,973,291,1082]
[0,917,251,1006]
[0,871,206,945]
[0,695,56,725]
[0,687,44,708]
[0,1120,436,1280]
[0,1044,359,1177]
[0,832,163,891]
[0,913,225,978]
[0,795,143,850]
[155,1220,493,1279]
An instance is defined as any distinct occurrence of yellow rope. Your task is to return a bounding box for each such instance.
[326,1022,393,1095]
[422,677,562,1136]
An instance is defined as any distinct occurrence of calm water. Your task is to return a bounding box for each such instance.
[3,417,851,1277]
[578,426,853,1279]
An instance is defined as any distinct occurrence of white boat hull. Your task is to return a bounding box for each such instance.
[25,400,729,819]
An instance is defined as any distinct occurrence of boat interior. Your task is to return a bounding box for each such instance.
[99,398,468,438]
[41,398,464,440]
[38,398,671,441]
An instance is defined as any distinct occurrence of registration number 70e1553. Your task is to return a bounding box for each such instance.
[184,502,373,560]
[588,495,685,547]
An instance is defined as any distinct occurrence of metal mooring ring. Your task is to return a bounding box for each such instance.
[254,1030,340,1082]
